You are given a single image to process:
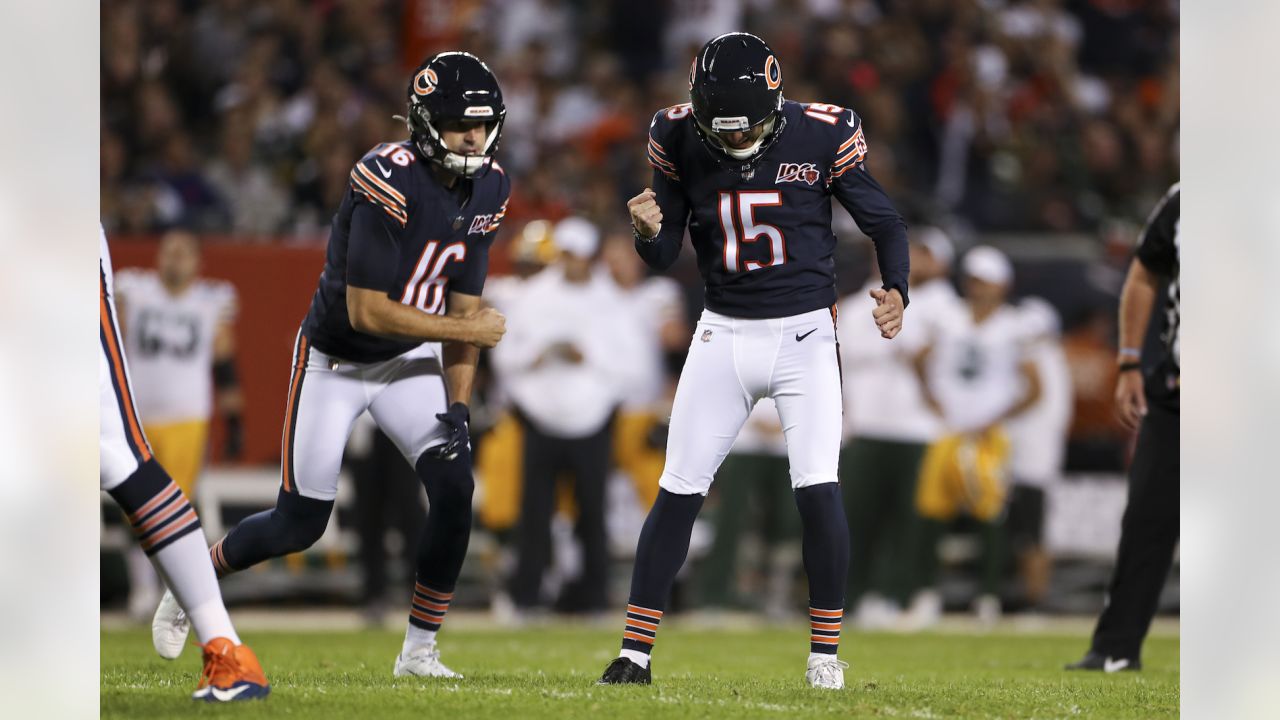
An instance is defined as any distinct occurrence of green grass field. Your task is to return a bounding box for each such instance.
[102,624,1178,719]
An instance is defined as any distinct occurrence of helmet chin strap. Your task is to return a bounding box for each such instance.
[398,111,501,178]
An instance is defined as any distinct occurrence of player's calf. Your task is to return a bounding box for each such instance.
[395,447,474,678]
[210,489,334,576]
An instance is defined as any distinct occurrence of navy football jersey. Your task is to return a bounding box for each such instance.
[639,99,908,319]
[301,141,510,362]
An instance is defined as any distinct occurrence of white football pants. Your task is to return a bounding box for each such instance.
[280,333,450,501]
[659,306,843,495]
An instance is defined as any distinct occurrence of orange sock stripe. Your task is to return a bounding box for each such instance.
[414,584,454,601]
[811,621,842,631]
[809,608,843,618]
[210,540,230,573]
[409,607,440,625]
[126,483,180,524]
[413,598,450,613]
[627,604,663,620]
[139,509,200,550]
[134,492,188,533]
[810,635,840,645]
[622,631,655,645]
[626,618,658,632]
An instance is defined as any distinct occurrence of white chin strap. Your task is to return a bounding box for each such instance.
[442,152,489,177]
[704,116,775,160]
[427,117,502,178]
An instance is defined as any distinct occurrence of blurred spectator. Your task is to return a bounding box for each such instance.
[601,231,688,511]
[908,246,1041,629]
[205,117,290,237]
[1005,296,1074,610]
[492,218,638,614]
[112,230,242,619]
[836,228,959,630]
[100,0,1177,239]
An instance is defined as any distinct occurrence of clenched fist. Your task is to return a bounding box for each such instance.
[628,188,663,238]
[467,306,507,348]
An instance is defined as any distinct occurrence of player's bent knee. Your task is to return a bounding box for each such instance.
[274,490,334,553]
[657,471,711,496]
[790,473,839,490]
[415,448,476,516]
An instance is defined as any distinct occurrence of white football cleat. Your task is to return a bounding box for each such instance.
[806,655,848,690]
[394,644,462,679]
[152,588,190,660]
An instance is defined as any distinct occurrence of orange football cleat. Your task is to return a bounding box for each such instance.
[191,637,270,702]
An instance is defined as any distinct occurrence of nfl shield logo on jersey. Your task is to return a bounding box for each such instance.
[701,329,713,342]
[776,162,821,185]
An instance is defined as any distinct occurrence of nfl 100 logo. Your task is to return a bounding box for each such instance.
[776,162,821,185]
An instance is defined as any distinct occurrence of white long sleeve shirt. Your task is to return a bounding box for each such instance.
[490,265,638,438]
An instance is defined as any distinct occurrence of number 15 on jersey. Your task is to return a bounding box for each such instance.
[718,190,786,273]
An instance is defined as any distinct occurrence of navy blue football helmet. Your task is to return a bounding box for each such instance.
[403,51,505,177]
[689,33,786,173]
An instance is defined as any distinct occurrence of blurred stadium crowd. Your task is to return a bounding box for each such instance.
[101,0,1179,240]
[101,0,1179,626]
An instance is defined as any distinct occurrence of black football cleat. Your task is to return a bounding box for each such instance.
[1065,650,1142,672]
[597,657,652,685]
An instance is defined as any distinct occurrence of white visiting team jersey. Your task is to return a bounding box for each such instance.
[113,270,237,424]
[1006,299,1074,485]
[926,301,1032,433]
[615,275,684,410]
[838,278,959,443]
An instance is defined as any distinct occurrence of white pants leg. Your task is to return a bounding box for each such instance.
[100,293,149,491]
[284,337,373,500]
[366,342,451,465]
[658,307,842,496]
[770,308,842,488]
[659,311,764,495]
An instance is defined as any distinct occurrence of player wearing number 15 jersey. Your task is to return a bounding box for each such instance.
[598,33,909,691]
[152,52,509,680]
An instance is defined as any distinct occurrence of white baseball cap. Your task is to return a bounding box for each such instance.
[962,245,1013,285]
[914,226,954,267]
[553,217,600,259]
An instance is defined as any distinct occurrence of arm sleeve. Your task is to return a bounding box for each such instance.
[829,110,911,306]
[346,201,403,292]
[1135,186,1178,277]
[636,114,690,271]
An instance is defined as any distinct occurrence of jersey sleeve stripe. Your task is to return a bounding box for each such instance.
[837,132,860,154]
[833,146,866,169]
[647,151,681,181]
[647,145,678,172]
[649,136,668,154]
[483,199,509,233]
[349,167,405,211]
[354,163,407,205]
[350,173,408,226]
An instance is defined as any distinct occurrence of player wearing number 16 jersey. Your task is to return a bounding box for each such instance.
[597,33,909,690]
[152,52,510,679]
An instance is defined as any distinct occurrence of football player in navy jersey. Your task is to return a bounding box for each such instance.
[152,52,510,680]
[598,33,909,690]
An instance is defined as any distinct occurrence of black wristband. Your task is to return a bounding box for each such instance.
[1118,361,1142,373]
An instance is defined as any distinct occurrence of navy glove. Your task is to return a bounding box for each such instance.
[430,402,470,460]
